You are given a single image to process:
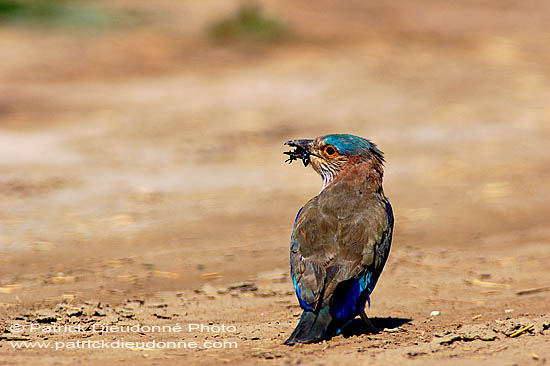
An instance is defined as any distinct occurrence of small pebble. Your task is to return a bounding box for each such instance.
[384,327,400,333]
[504,309,514,313]
[430,311,440,317]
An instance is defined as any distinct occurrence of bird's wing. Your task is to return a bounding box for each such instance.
[290,185,393,312]
[290,198,337,311]
[369,198,393,292]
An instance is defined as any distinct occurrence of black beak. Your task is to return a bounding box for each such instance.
[283,139,314,167]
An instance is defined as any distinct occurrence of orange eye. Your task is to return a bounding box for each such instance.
[324,145,337,156]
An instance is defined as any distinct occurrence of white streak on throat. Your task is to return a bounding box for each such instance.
[320,170,335,192]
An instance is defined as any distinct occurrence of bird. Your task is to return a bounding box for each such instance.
[282,134,394,345]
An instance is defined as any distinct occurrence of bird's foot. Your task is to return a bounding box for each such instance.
[360,310,379,333]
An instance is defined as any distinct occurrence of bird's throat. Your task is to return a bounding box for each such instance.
[319,161,383,194]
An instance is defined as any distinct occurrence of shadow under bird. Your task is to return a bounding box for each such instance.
[282,134,394,345]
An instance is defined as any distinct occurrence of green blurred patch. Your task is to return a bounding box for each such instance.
[0,0,143,28]
[209,3,289,43]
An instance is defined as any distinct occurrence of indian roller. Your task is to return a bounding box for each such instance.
[282,134,394,345]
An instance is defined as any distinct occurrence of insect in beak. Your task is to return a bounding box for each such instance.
[283,139,313,167]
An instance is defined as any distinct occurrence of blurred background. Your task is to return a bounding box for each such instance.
[1,0,550,303]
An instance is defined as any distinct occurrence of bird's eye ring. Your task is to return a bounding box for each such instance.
[324,145,337,156]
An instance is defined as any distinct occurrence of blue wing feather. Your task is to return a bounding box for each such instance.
[330,272,372,325]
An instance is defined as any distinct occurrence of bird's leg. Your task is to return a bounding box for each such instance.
[360,310,378,333]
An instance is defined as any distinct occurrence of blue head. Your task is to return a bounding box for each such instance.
[284,134,384,189]
[321,134,384,160]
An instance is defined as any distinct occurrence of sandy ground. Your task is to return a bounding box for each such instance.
[1,0,550,364]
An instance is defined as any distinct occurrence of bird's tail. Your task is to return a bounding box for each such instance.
[284,307,333,345]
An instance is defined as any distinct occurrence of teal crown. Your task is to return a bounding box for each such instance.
[321,134,384,161]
